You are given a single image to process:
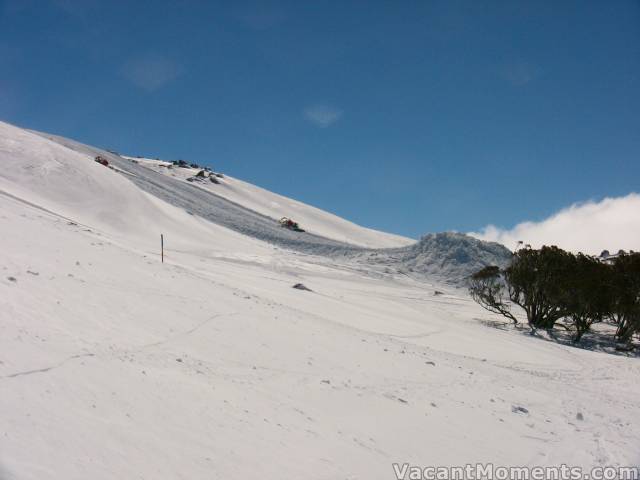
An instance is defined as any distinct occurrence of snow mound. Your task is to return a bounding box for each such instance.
[341,232,512,285]
[400,232,512,282]
[369,232,512,284]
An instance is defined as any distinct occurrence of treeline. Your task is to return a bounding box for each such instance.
[469,246,640,346]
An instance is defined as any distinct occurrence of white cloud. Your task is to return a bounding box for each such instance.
[470,193,640,255]
[304,105,342,128]
[122,54,183,92]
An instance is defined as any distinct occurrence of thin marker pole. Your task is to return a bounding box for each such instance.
[161,234,164,263]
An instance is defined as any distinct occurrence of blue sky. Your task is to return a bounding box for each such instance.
[1,0,639,240]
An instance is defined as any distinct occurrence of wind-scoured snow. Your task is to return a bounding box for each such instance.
[30,132,371,255]
[1,120,639,480]
[123,156,414,249]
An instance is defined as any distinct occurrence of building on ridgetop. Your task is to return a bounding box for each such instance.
[598,249,634,265]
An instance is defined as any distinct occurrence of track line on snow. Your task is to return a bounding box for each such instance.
[0,188,88,228]
[135,312,238,350]
[3,353,95,379]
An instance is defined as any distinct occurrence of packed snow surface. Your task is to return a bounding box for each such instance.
[1,121,639,479]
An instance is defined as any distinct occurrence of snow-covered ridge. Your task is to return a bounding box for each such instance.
[120,158,512,283]
[119,156,415,249]
[17,126,507,283]
[0,121,269,256]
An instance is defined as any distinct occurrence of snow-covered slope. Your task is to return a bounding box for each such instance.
[27,132,507,283]
[116,159,511,283]
[0,122,272,258]
[1,121,639,479]
[122,156,414,249]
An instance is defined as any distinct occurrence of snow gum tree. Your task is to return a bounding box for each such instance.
[608,253,640,344]
[469,247,605,335]
[556,253,612,343]
[502,246,574,331]
[469,246,640,347]
[469,265,518,325]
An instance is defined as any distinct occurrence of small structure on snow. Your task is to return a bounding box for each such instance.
[279,217,305,232]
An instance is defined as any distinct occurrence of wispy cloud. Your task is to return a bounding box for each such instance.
[470,193,640,254]
[304,105,342,128]
[503,61,540,86]
[122,54,183,92]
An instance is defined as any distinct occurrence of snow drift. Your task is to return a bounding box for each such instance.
[397,232,512,281]
[123,156,414,249]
